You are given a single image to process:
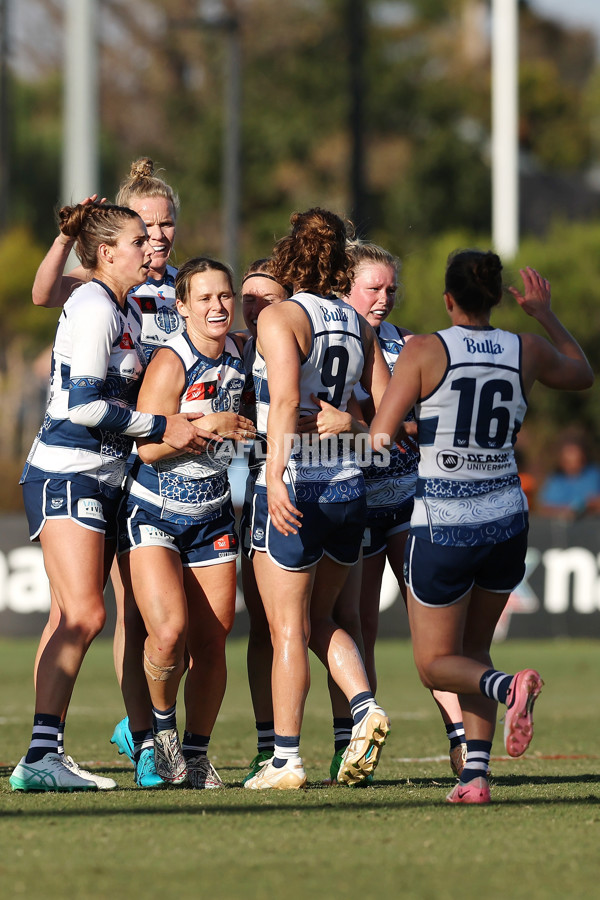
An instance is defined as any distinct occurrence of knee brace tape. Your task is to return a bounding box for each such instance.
[143,650,179,682]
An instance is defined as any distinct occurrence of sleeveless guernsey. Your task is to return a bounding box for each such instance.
[126,332,245,520]
[412,324,528,546]
[252,292,366,502]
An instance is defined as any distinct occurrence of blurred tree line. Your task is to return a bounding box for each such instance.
[0,0,599,508]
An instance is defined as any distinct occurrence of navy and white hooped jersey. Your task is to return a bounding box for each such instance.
[126,332,246,520]
[358,321,419,515]
[412,324,528,546]
[128,265,184,362]
[21,280,164,495]
[253,292,366,500]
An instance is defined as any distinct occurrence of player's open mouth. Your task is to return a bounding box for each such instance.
[207,315,228,323]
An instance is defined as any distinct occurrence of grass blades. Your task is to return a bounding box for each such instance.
[1,636,599,899]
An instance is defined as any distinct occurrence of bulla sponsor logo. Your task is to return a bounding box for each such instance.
[120,332,134,350]
[463,336,503,355]
[320,306,348,323]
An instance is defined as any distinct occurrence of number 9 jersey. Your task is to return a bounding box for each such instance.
[412,324,528,547]
[253,292,365,497]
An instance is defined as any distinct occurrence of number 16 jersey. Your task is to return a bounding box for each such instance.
[412,324,528,547]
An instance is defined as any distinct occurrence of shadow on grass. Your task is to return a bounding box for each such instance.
[1,767,598,787]
[0,796,598,818]
[1,770,598,817]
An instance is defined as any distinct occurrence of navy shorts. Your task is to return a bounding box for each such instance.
[118,499,238,568]
[250,485,366,571]
[22,477,121,542]
[362,501,413,558]
[404,528,528,607]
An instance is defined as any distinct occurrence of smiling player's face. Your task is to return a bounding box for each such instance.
[177,269,235,346]
[129,196,176,279]
[241,275,288,339]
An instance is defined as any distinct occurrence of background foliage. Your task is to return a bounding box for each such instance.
[1,0,600,507]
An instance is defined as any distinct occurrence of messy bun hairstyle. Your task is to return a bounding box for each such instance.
[116,156,180,216]
[445,249,503,314]
[58,202,141,270]
[270,208,354,297]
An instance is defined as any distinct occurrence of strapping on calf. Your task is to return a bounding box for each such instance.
[144,651,179,682]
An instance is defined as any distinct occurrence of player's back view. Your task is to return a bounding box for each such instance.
[412,322,528,546]
[244,208,391,791]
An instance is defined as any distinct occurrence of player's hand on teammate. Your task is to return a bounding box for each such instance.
[57,195,108,247]
[163,412,222,453]
[297,394,353,439]
[395,419,418,452]
[199,412,256,442]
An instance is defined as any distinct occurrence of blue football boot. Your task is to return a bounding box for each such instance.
[110,716,135,766]
[134,747,165,788]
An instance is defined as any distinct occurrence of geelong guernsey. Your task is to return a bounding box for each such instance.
[412,324,528,546]
[253,292,366,502]
[126,332,245,520]
[21,279,165,496]
[128,264,184,362]
[357,321,419,514]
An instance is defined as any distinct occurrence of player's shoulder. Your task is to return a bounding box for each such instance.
[397,331,440,362]
[65,280,118,322]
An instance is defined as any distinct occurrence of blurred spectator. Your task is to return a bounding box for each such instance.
[537,433,600,519]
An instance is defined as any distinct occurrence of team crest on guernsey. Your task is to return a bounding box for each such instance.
[437,450,464,472]
[214,385,232,412]
[218,378,244,413]
[156,306,180,335]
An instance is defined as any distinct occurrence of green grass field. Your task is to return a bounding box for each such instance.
[1,636,598,899]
